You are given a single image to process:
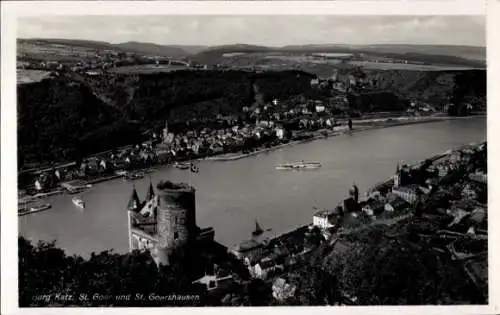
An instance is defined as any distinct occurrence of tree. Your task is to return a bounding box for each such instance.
[18,237,207,307]
[321,226,481,305]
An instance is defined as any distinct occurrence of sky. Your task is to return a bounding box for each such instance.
[17,15,485,47]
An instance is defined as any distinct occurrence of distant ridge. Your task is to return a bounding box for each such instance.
[17,38,485,65]
[18,38,193,58]
[113,41,189,58]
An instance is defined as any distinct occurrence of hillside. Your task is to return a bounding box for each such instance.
[17,68,485,166]
[112,41,190,58]
[192,44,485,68]
[17,70,316,166]
[17,38,192,60]
[17,78,142,166]
[350,69,486,105]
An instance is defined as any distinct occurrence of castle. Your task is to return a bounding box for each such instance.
[127,179,215,266]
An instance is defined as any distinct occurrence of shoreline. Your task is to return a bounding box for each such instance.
[18,114,485,206]
[206,114,485,162]
[233,139,485,249]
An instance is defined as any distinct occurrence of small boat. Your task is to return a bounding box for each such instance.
[30,204,52,212]
[252,220,264,237]
[19,203,52,216]
[125,172,145,181]
[18,206,29,215]
[276,160,322,170]
[115,170,128,176]
[67,186,86,195]
[72,197,85,209]
[173,162,191,170]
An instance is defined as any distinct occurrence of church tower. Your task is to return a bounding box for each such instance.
[394,163,401,188]
[162,120,169,144]
[349,184,359,203]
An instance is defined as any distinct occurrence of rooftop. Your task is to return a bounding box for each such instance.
[156,180,195,192]
[313,208,341,218]
[235,239,263,252]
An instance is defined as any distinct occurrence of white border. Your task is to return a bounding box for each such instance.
[1,1,495,315]
[486,2,500,314]
[8,1,487,16]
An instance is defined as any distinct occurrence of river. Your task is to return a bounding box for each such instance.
[18,118,486,257]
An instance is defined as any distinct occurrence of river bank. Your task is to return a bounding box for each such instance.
[19,119,486,256]
[241,139,485,250]
[18,114,485,205]
[206,114,485,162]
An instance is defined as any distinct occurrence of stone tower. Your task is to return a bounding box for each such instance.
[394,163,401,188]
[349,184,359,203]
[162,120,169,144]
[155,181,197,265]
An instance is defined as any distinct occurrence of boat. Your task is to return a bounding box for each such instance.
[19,203,52,216]
[252,220,264,237]
[276,160,322,170]
[67,186,86,195]
[125,171,145,181]
[72,197,85,209]
[173,162,191,170]
[115,170,128,176]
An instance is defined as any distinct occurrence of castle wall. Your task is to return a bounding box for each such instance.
[130,228,158,252]
[156,184,197,261]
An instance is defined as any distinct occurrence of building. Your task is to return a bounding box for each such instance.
[436,163,451,178]
[275,127,285,140]
[391,185,419,203]
[254,257,284,279]
[469,172,487,184]
[312,208,342,229]
[231,239,265,260]
[315,105,326,113]
[384,195,410,212]
[361,199,385,216]
[127,180,215,266]
[349,184,359,203]
[192,272,234,292]
[343,197,360,213]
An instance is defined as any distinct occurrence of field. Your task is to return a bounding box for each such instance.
[18,42,99,62]
[347,61,481,71]
[107,64,192,74]
[222,52,249,57]
[217,51,484,73]
[312,53,353,58]
[17,70,52,84]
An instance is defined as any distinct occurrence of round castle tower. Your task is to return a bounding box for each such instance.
[155,181,197,265]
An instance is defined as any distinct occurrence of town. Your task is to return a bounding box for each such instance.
[19,92,469,205]
[19,140,488,306]
[220,141,488,304]
[14,15,488,309]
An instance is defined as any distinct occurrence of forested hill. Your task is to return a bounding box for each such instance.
[17,78,142,166]
[17,70,316,166]
[17,68,486,167]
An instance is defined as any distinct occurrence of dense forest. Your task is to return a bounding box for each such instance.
[17,69,486,167]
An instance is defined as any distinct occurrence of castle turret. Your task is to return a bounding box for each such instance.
[128,186,142,212]
[349,184,359,203]
[146,179,155,201]
[155,181,197,265]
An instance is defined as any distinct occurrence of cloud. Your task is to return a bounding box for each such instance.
[17,15,485,47]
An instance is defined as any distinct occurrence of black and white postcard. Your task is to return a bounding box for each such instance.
[1,1,498,314]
